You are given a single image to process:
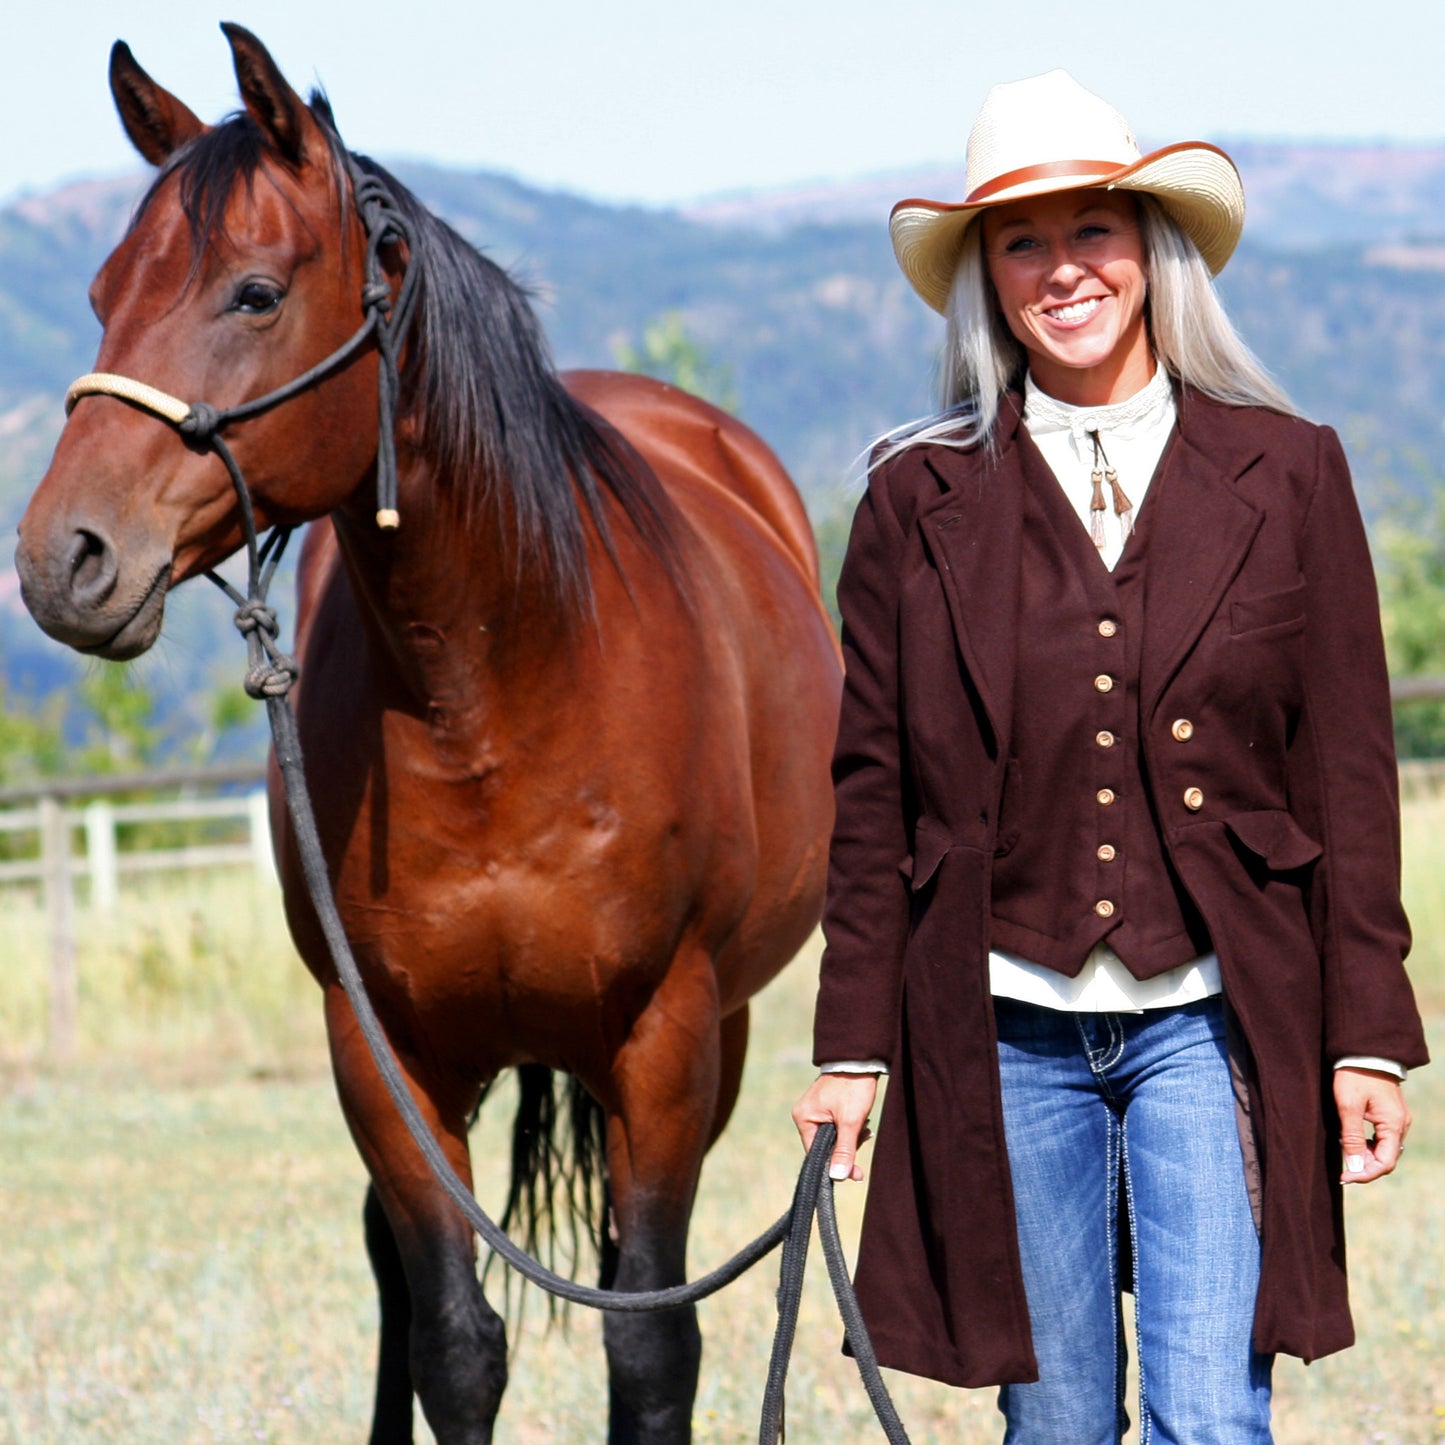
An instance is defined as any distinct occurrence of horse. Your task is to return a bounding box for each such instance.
[15,26,841,1444]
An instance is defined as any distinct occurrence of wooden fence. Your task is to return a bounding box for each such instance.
[4,678,1445,1061]
[0,763,270,1060]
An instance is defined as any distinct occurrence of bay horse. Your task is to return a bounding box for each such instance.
[15,26,841,1444]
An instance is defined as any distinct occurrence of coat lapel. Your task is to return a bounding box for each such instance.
[1140,392,1265,717]
[916,434,1024,757]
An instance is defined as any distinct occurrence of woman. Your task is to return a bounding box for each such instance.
[792,70,1427,1443]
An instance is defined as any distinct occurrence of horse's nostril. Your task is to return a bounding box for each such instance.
[66,528,118,608]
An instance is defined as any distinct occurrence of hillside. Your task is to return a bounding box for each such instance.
[2,142,1443,733]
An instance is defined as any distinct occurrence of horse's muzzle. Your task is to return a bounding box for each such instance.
[15,520,171,660]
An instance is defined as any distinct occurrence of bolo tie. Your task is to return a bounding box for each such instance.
[1086,428,1134,551]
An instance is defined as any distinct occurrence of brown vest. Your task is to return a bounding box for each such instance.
[989,430,1212,979]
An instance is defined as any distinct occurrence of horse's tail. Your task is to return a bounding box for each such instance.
[482,1064,608,1318]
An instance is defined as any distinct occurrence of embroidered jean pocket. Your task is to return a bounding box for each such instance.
[1229,579,1306,639]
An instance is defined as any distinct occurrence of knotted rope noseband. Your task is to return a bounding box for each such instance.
[60,161,910,1444]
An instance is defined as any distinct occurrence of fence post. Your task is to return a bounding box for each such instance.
[38,795,78,1062]
[248,788,278,885]
[84,799,119,912]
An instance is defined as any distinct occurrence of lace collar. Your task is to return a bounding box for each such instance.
[1022,364,1175,441]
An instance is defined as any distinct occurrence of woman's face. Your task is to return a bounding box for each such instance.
[981,189,1153,406]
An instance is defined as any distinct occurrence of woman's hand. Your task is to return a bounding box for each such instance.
[1335,1066,1411,1184]
[792,1072,879,1182]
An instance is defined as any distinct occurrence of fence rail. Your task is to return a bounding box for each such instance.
[4,714,1445,1062]
[0,764,270,1061]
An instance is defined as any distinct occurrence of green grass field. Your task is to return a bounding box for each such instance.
[0,799,1442,1443]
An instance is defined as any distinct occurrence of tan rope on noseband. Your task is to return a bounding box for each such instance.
[66,373,193,425]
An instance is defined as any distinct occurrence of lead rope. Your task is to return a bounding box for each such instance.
[63,160,910,1444]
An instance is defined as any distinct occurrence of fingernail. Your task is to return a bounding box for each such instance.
[1346,1155,1365,1173]
[829,1163,850,1181]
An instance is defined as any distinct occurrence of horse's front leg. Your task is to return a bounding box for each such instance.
[325,985,507,1445]
[599,950,734,1445]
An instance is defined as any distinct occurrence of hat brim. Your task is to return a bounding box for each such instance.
[889,141,1244,314]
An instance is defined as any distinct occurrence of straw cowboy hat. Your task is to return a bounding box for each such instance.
[890,70,1245,313]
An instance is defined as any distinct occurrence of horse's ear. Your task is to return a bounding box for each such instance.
[109,42,205,166]
[221,22,315,166]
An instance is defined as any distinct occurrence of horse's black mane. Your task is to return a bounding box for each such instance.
[135,99,677,618]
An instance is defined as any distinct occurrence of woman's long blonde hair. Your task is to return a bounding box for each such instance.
[872,195,1295,468]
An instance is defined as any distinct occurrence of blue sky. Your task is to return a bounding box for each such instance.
[4,0,1442,208]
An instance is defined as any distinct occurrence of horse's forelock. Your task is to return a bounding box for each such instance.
[131,105,350,274]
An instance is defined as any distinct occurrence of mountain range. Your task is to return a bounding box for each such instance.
[2,139,1443,730]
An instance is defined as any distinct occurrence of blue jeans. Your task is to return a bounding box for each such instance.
[994,996,1274,1445]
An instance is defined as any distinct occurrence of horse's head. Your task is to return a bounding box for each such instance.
[16,25,392,659]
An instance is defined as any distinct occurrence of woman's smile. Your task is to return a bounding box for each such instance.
[1041,296,1105,326]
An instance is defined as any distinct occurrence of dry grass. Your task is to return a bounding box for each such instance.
[0,798,1442,1443]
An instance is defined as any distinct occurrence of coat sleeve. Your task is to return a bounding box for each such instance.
[1294,426,1429,1069]
[812,464,914,1067]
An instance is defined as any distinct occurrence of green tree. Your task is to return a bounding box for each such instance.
[75,664,163,775]
[1376,487,1445,758]
[0,683,66,785]
[187,683,255,766]
[614,311,739,414]
[811,490,858,634]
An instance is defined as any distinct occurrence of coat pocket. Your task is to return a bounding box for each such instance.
[902,816,954,892]
[1229,579,1306,640]
[1224,808,1322,871]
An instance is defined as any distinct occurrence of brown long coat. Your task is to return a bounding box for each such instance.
[812,386,1429,1387]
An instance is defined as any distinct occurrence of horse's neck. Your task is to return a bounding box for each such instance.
[329,472,570,720]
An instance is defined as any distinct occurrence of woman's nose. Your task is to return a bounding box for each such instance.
[1047,250,1087,285]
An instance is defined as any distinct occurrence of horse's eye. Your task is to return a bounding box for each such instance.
[234,280,284,315]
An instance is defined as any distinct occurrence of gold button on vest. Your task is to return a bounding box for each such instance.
[1098,618,1118,638]
[1097,788,1116,807]
[1097,843,1117,861]
[1094,899,1116,918]
[1171,718,1195,742]
[1094,674,1114,693]
[1096,730,1116,748]
[1183,786,1205,811]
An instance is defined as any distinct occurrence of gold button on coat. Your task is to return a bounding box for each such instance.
[1096,730,1115,748]
[1171,718,1195,742]
[1097,788,1116,806]
[1183,786,1205,811]
[1094,900,1116,917]
[1097,844,1117,861]
[1094,674,1114,693]
[1098,618,1119,637]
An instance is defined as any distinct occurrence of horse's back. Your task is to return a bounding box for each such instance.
[564,369,823,594]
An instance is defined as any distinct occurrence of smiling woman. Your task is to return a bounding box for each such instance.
[791,67,1428,1445]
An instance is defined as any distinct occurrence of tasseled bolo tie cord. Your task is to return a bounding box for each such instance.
[1086,429,1134,551]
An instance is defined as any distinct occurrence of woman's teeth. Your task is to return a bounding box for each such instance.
[1046,298,1102,322]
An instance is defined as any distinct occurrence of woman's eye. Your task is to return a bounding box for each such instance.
[234,280,283,314]
[1077,224,1110,241]
[1004,236,1038,254]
